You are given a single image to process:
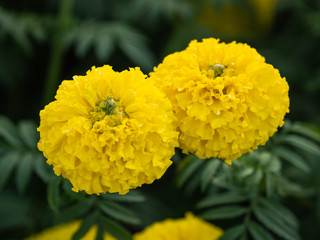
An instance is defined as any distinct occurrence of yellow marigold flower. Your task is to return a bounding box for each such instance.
[133,213,223,240]
[25,220,115,240]
[38,65,178,194]
[150,38,289,163]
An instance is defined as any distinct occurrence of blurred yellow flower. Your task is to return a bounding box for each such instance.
[25,220,115,240]
[198,0,278,38]
[150,38,289,163]
[38,65,178,194]
[133,213,223,240]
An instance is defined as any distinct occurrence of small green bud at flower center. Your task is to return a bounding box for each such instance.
[208,64,226,78]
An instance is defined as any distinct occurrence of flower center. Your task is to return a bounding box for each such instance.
[90,97,127,126]
[203,64,226,79]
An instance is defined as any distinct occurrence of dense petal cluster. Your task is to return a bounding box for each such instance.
[38,65,178,194]
[25,220,115,240]
[150,38,289,163]
[133,213,223,240]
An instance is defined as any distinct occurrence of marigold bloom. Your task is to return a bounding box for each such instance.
[133,213,223,240]
[150,38,289,163]
[38,65,178,194]
[25,220,115,240]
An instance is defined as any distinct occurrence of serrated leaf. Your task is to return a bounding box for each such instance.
[55,198,95,224]
[17,120,38,149]
[99,215,132,240]
[219,224,245,240]
[72,211,98,240]
[277,176,314,197]
[253,205,300,240]
[273,147,310,173]
[200,205,247,220]
[15,152,34,194]
[201,159,220,192]
[98,200,140,225]
[0,151,20,190]
[33,154,51,183]
[177,156,204,187]
[248,221,275,240]
[197,192,249,209]
[47,175,61,212]
[282,135,320,156]
[0,116,23,147]
[258,198,299,230]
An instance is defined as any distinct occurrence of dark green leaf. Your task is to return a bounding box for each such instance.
[47,175,61,212]
[253,205,300,240]
[219,224,245,240]
[99,215,132,240]
[197,192,249,209]
[258,198,299,230]
[266,173,275,198]
[177,156,204,187]
[282,135,320,156]
[273,147,310,173]
[0,151,20,190]
[248,221,275,240]
[17,120,38,149]
[277,176,314,197]
[201,159,220,192]
[96,225,104,240]
[200,206,247,220]
[72,211,98,240]
[0,116,23,147]
[33,154,51,183]
[55,198,95,224]
[98,200,140,225]
[95,34,114,61]
[15,152,34,194]
[102,191,145,202]
[290,123,320,143]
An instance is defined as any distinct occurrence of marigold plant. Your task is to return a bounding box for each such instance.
[25,220,115,240]
[150,38,289,163]
[133,212,223,240]
[38,65,178,194]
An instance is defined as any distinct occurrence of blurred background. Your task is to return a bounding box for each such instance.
[1,0,320,239]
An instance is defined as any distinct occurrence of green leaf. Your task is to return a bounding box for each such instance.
[98,200,140,225]
[99,215,132,240]
[95,225,104,240]
[102,191,145,202]
[0,151,20,190]
[290,123,320,143]
[282,135,320,156]
[200,206,247,220]
[219,224,245,240]
[33,154,51,183]
[200,159,220,192]
[95,34,114,61]
[15,152,34,194]
[17,120,38,149]
[55,198,95,224]
[277,176,314,197]
[197,192,249,209]
[266,173,275,198]
[248,221,275,240]
[253,205,301,240]
[273,147,311,173]
[72,211,98,240]
[0,116,23,147]
[258,198,299,230]
[177,156,204,187]
[47,175,61,212]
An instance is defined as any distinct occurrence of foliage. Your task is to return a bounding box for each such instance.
[1,0,320,239]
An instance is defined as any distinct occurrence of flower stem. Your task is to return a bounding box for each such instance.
[42,0,74,106]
